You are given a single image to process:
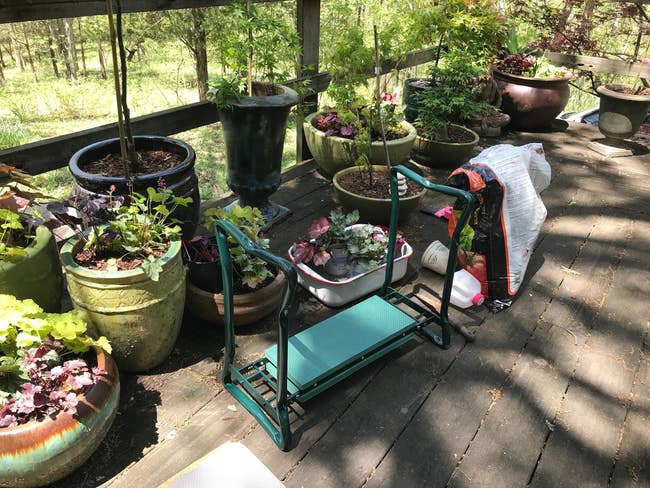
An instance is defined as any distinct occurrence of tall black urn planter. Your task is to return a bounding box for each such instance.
[69,136,200,239]
[218,82,299,227]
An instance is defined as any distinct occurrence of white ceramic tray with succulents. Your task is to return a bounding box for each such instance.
[287,225,413,307]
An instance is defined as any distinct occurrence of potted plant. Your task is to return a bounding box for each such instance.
[304,98,417,177]
[68,0,200,239]
[0,294,118,488]
[289,210,413,307]
[492,31,573,131]
[184,204,285,326]
[410,53,486,168]
[206,0,300,228]
[0,164,63,312]
[59,186,190,372]
[304,23,416,177]
[596,84,650,141]
[291,209,361,277]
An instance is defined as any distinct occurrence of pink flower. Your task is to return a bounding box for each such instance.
[642,58,650,66]
[381,92,397,105]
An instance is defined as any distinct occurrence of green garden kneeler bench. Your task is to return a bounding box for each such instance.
[214,165,475,451]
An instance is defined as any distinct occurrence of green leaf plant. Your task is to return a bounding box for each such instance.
[414,51,493,142]
[0,164,49,263]
[79,186,191,281]
[206,0,301,108]
[203,205,274,290]
[0,294,111,427]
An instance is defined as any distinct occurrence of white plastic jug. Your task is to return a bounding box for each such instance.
[446,269,485,308]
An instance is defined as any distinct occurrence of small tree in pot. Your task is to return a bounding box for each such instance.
[411,52,489,168]
[69,0,200,239]
[207,0,300,228]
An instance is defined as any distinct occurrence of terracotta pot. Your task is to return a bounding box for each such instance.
[411,124,479,168]
[186,272,285,326]
[304,112,417,177]
[0,348,120,488]
[332,165,426,225]
[596,84,650,140]
[60,238,186,373]
[492,69,572,131]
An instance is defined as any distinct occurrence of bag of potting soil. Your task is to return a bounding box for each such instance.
[446,143,551,312]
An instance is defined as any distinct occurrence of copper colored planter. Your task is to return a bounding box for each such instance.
[492,69,572,131]
[0,348,120,488]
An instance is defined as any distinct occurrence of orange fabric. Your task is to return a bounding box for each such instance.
[449,167,486,192]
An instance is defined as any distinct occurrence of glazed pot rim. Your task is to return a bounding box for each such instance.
[304,111,417,145]
[69,135,195,185]
[60,234,182,279]
[415,124,480,146]
[332,165,427,203]
[597,83,650,102]
[0,346,117,435]
[491,67,574,83]
[0,225,53,266]
[222,82,299,110]
[188,270,284,298]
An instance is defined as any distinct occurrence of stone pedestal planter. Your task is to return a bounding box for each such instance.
[596,84,650,140]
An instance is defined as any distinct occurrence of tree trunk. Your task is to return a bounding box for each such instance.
[78,18,87,76]
[96,19,107,79]
[0,48,5,68]
[21,24,38,82]
[64,18,79,79]
[191,8,208,101]
[47,24,60,78]
[55,19,73,79]
[0,63,4,85]
[9,24,25,71]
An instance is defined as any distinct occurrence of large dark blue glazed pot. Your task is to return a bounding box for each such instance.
[68,136,200,239]
[218,82,299,210]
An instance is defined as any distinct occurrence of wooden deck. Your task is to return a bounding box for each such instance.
[52,122,649,488]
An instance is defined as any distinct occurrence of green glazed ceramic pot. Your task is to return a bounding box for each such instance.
[0,225,62,312]
[332,165,426,225]
[60,238,186,372]
[0,348,119,488]
[304,112,417,177]
[411,124,479,169]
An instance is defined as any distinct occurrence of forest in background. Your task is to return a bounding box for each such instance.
[0,0,647,199]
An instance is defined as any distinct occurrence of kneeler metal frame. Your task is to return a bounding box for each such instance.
[214,165,475,451]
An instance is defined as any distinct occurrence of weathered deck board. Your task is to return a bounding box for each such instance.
[610,339,650,488]
[530,219,650,488]
[445,212,635,488]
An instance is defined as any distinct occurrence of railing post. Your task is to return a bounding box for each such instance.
[296,0,320,163]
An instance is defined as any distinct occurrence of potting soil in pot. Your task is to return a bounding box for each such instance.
[336,171,423,199]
